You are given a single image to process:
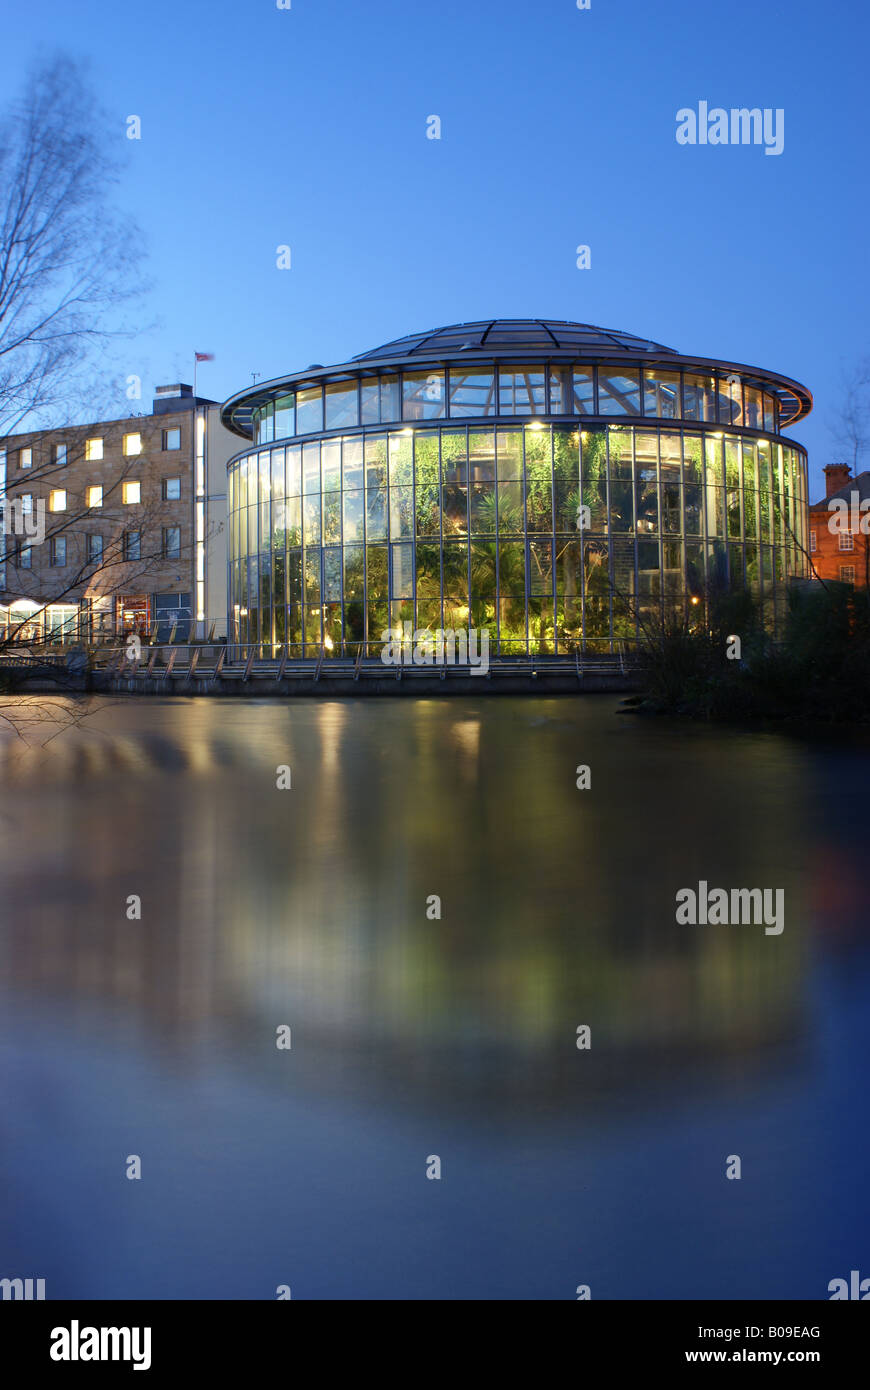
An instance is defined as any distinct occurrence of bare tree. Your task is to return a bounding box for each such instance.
[0,54,146,438]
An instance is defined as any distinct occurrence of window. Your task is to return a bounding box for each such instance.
[124,530,141,560]
[87,485,103,508]
[19,446,32,469]
[162,428,181,451]
[809,530,816,553]
[50,536,66,566]
[449,369,496,417]
[49,489,67,512]
[18,546,32,569]
[19,492,33,514]
[643,370,680,419]
[55,443,67,465]
[498,366,546,415]
[87,534,103,563]
[598,366,641,416]
[324,380,360,430]
[86,437,103,461]
[162,477,181,500]
[403,371,446,421]
[274,394,295,439]
[295,386,323,434]
[123,432,142,456]
[123,481,141,505]
[163,526,181,559]
[683,375,717,422]
[838,531,854,551]
[839,565,856,583]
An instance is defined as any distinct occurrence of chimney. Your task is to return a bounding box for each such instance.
[824,463,851,497]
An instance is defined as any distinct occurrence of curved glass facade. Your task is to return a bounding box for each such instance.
[249,366,784,444]
[227,420,809,656]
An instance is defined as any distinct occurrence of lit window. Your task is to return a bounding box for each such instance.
[87,534,103,563]
[124,530,141,560]
[50,536,66,566]
[86,437,103,461]
[123,481,141,505]
[839,565,856,583]
[162,477,181,500]
[49,489,67,512]
[87,486,103,508]
[838,531,854,551]
[163,526,181,559]
[19,446,32,469]
[162,428,181,451]
[809,531,816,552]
[55,443,67,465]
[123,432,142,456]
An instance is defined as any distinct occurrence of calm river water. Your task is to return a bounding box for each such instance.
[1,694,868,1299]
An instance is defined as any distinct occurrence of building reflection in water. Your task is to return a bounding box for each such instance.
[0,695,825,1116]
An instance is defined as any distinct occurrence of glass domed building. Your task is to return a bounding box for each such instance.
[221,319,811,658]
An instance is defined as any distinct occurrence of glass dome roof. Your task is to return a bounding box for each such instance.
[352,319,679,361]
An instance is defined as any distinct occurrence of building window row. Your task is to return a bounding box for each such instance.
[253,366,782,443]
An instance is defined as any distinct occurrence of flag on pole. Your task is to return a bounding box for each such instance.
[195,352,214,362]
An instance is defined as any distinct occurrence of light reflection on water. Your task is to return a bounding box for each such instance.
[1,695,868,1299]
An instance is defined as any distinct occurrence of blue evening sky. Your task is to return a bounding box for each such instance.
[2,0,867,494]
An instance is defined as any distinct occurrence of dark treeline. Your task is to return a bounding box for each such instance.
[635,581,870,723]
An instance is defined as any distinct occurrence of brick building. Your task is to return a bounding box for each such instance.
[808,464,870,588]
[0,385,237,643]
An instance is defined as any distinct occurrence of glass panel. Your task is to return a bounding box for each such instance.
[683,374,716,422]
[286,445,302,496]
[342,435,363,489]
[360,377,380,425]
[717,376,743,426]
[388,431,414,487]
[343,489,365,543]
[704,436,724,538]
[496,429,523,480]
[324,547,342,601]
[403,371,446,421]
[366,436,388,540]
[295,386,323,434]
[598,366,641,416]
[744,386,763,431]
[442,541,468,603]
[643,369,680,419]
[725,437,742,539]
[390,541,415,599]
[548,366,570,413]
[581,429,608,530]
[324,380,359,431]
[497,480,524,534]
[608,426,632,479]
[303,496,321,546]
[389,486,414,540]
[498,366,546,415]
[415,432,441,538]
[524,427,552,534]
[572,369,595,414]
[448,369,496,417]
[468,429,496,483]
[275,394,295,439]
[469,481,496,533]
[635,432,660,535]
[321,438,341,491]
[379,376,400,422]
[303,442,320,494]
